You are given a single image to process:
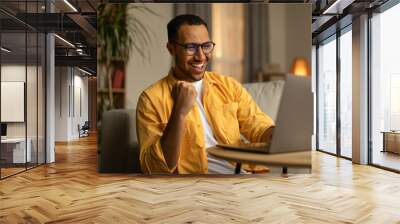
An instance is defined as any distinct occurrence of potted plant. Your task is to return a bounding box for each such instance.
[97,3,156,120]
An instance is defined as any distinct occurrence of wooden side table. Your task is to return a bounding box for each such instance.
[207,146,311,174]
[381,131,400,154]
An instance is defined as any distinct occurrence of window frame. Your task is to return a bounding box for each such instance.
[315,23,353,161]
[368,0,400,173]
[0,1,48,180]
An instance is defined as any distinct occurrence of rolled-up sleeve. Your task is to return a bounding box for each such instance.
[136,93,176,174]
[232,80,275,142]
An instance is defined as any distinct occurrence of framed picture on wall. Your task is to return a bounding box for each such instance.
[1,81,25,122]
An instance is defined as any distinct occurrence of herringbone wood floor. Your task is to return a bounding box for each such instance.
[1,135,400,223]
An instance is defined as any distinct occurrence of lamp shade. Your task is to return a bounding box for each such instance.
[291,57,310,76]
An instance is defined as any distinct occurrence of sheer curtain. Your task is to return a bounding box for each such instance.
[174,3,212,36]
[244,4,269,82]
[212,4,244,82]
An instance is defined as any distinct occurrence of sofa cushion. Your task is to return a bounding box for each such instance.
[243,80,285,121]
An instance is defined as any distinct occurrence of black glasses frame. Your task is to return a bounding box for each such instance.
[173,41,216,55]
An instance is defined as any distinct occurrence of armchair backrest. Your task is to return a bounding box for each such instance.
[99,109,140,173]
[243,80,285,121]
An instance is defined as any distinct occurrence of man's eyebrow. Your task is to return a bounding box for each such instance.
[183,41,212,45]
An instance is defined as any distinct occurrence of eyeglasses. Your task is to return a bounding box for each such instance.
[173,41,216,56]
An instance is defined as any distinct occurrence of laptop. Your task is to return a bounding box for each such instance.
[217,74,313,154]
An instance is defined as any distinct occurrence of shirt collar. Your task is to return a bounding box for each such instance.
[166,69,216,88]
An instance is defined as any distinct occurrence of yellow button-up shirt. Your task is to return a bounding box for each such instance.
[136,71,275,174]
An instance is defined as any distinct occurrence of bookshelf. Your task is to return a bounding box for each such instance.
[97,64,126,123]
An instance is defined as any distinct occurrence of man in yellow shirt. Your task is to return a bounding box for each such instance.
[136,14,275,174]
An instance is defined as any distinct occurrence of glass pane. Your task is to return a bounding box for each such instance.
[38,32,45,165]
[26,0,41,170]
[1,30,28,177]
[317,36,337,154]
[0,1,46,178]
[312,45,317,150]
[371,4,400,171]
[340,29,352,158]
[27,31,38,169]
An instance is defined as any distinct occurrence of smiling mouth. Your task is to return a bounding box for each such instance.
[190,62,205,73]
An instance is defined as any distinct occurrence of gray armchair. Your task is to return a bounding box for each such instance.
[98,109,141,173]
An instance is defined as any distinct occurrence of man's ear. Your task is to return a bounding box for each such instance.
[167,42,174,56]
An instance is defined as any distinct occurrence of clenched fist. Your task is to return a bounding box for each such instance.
[171,81,197,116]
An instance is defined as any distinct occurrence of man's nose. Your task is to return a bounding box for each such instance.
[193,46,206,60]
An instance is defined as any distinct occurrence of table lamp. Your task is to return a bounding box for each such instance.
[291,57,310,76]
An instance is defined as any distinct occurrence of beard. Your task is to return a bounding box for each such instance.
[173,55,208,82]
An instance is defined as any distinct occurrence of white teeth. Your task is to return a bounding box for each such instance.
[191,63,204,68]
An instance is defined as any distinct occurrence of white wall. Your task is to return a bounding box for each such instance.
[55,67,69,141]
[72,73,89,138]
[1,66,26,136]
[1,65,26,81]
[268,5,287,72]
[125,4,173,109]
[55,67,89,141]
[285,4,312,73]
[268,4,312,73]
[1,65,37,137]
[1,64,46,164]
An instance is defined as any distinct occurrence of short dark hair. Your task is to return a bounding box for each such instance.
[167,14,208,42]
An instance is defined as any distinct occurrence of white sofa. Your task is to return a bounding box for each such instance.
[98,80,285,173]
[243,80,284,122]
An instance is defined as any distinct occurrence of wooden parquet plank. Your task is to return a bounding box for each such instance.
[1,134,400,223]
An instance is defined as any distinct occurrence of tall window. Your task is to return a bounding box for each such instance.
[317,25,353,159]
[317,36,337,154]
[390,75,400,130]
[371,2,400,171]
[0,1,47,179]
[339,28,352,158]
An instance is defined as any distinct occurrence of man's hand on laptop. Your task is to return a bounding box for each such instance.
[262,127,274,145]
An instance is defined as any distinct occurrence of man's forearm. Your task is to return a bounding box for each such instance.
[160,112,186,170]
[160,80,197,171]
